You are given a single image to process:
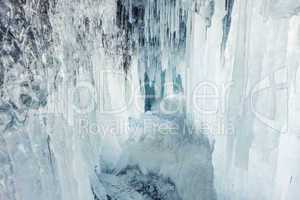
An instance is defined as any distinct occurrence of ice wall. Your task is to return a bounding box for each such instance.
[187,0,300,199]
[145,0,300,199]
[0,0,130,199]
[1,0,300,200]
[0,0,215,200]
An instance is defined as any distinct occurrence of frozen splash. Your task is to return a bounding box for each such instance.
[1,0,300,200]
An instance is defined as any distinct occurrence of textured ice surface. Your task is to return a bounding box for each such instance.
[1,0,300,200]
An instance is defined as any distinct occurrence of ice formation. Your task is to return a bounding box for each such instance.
[0,0,300,200]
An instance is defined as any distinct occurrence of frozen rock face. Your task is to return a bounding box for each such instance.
[0,1,58,200]
[97,166,182,200]
[116,166,182,200]
[116,112,217,200]
[0,0,51,128]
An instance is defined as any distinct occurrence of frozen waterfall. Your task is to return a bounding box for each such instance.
[0,0,300,200]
